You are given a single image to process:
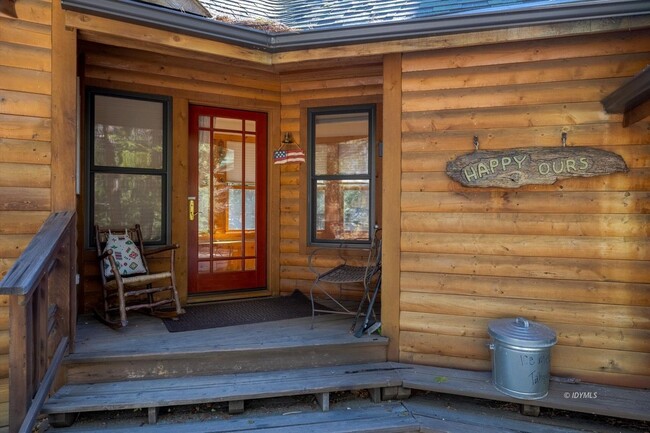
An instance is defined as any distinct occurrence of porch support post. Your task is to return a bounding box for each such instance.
[147,407,159,424]
[228,400,244,415]
[381,52,403,361]
[315,392,330,411]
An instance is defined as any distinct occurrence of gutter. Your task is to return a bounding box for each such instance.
[61,0,650,52]
[62,0,272,50]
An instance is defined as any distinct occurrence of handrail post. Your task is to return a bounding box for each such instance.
[0,211,77,433]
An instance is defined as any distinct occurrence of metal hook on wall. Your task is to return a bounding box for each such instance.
[473,135,480,151]
[561,132,567,148]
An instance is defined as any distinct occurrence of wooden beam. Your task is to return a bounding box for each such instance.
[381,53,401,362]
[51,0,78,212]
[228,400,244,415]
[171,98,189,303]
[314,392,329,411]
[624,97,650,127]
[602,65,650,115]
[147,407,158,424]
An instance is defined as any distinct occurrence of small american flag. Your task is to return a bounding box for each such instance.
[273,148,305,165]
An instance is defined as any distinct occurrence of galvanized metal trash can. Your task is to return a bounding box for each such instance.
[488,317,557,400]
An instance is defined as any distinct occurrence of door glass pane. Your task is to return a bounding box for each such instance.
[198,115,210,128]
[198,131,211,244]
[214,117,242,131]
[94,95,163,169]
[93,173,162,242]
[224,260,243,272]
[228,189,256,230]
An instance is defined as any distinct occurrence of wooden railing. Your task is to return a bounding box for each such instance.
[0,211,77,433]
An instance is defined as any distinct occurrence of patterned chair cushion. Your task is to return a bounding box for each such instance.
[102,231,147,278]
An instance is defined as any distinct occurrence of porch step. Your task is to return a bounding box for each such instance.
[42,402,419,433]
[43,362,408,422]
[65,315,388,383]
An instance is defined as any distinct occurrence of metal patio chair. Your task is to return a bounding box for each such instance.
[94,224,185,328]
[308,227,382,331]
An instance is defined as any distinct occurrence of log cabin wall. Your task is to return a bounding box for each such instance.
[0,0,55,427]
[398,28,650,388]
[78,42,282,311]
[277,59,384,298]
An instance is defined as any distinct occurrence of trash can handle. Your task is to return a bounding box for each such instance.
[514,317,530,328]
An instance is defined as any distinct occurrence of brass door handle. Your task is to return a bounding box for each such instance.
[189,198,196,221]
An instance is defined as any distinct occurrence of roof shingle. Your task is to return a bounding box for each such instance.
[197,0,600,31]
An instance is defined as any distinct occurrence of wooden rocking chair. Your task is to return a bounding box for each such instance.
[94,224,185,328]
[308,227,382,331]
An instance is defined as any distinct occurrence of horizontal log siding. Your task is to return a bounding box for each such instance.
[399,29,650,388]
[80,42,281,311]
[278,61,383,298]
[0,0,54,428]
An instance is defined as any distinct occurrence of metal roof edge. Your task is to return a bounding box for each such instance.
[62,0,650,53]
[61,0,273,50]
[272,0,650,50]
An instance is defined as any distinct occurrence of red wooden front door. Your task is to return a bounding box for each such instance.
[188,105,267,294]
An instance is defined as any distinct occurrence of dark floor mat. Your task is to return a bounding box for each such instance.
[163,290,326,332]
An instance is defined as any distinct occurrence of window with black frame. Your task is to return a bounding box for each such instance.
[87,89,171,246]
[308,105,375,246]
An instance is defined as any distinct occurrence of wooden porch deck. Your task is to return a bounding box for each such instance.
[41,313,650,432]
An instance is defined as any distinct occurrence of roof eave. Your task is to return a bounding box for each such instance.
[61,0,650,53]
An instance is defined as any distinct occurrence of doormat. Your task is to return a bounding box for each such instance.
[163,290,327,333]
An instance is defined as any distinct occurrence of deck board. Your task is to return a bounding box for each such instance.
[43,363,404,414]
[398,363,650,422]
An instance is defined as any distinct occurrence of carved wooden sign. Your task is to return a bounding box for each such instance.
[446,147,628,188]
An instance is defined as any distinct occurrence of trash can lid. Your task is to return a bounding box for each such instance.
[488,317,557,347]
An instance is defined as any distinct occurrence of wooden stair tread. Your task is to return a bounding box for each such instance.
[69,315,387,363]
[65,336,388,363]
[397,363,650,422]
[42,402,419,433]
[43,362,404,414]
